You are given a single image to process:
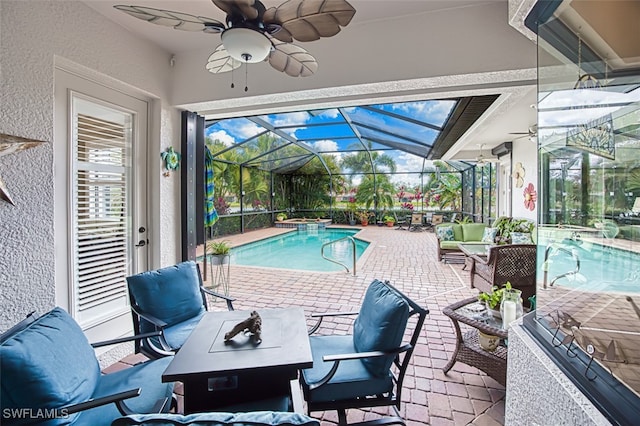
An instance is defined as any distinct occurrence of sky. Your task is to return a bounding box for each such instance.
[205,100,458,186]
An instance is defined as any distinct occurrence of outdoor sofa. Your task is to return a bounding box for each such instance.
[435,223,488,261]
[435,217,536,261]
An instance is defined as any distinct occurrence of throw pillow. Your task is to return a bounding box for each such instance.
[511,232,533,244]
[436,226,454,241]
[481,227,497,243]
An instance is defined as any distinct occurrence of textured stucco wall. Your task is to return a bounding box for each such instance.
[511,131,538,221]
[0,0,181,330]
[505,324,611,425]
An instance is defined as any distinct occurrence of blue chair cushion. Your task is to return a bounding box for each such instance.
[0,307,101,426]
[300,335,393,403]
[111,412,320,426]
[353,280,409,377]
[160,310,206,350]
[78,356,175,426]
[127,261,205,328]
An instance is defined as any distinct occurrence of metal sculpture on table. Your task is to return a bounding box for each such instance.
[224,311,262,344]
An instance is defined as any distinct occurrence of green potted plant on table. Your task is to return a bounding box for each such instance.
[477,281,514,318]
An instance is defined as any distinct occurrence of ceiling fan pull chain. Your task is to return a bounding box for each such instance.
[245,63,249,92]
[231,66,235,89]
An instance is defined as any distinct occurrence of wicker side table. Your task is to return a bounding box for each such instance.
[443,297,508,386]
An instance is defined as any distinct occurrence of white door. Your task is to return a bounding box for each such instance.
[55,69,148,330]
[499,158,512,218]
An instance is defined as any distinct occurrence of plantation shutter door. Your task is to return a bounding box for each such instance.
[72,96,133,326]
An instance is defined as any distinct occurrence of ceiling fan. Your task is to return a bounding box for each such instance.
[475,144,498,165]
[114,0,356,80]
[509,124,538,142]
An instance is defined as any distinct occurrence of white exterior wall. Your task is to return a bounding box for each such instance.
[511,137,538,221]
[0,0,181,330]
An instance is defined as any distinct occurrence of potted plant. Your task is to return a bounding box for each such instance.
[207,240,232,265]
[276,213,287,222]
[383,215,395,227]
[477,281,513,318]
[356,210,372,226]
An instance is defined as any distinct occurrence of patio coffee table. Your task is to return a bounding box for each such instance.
[162,307,313,414]
[442,297,508,386]
[458,243,490,270]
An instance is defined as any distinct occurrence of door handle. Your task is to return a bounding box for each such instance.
[135,240,147,247]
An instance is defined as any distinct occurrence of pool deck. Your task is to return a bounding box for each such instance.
[111,225,506,425]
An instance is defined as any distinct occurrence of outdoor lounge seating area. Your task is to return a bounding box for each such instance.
[1,228,507,425]
[103,228,506,425]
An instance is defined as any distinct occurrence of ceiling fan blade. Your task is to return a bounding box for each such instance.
[212,0,260,21]
[206,45,242,74]
[114,5,226,33]
[264,0,356,43]
[263,7,292,42]
[268,40,318,77]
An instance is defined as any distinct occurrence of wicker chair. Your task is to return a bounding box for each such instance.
[469,244,537,306]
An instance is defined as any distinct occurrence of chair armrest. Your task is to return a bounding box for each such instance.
[311,311,359,318]
[61,388,140,414]
[91,331,162,348]
[130,304,168,329]
[308,344,412,390]
[323,344,411,362]
[308,311,359,335]
[201,287,236,311]
[62,388,170,417]
[469,253,489,265]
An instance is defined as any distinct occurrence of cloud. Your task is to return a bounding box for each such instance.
[397,152,425,173]
[208,130,235,146]
[312,139,339,152]
[390,100,456,125]
[317,109,340,119]
[236,121,264,139]
[273,111,310,127]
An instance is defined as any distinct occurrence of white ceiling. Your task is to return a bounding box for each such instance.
[84,0,540,161]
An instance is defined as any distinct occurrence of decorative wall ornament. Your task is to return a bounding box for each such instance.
[513,162,525,188]
[523,182,537,211]
[566,114,615,160]
[566,33,615,160]
[0,133,47,205]
[160,146,181,177]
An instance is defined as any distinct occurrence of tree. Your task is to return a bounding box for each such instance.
[431,161,462,210]
[340,141,397,175]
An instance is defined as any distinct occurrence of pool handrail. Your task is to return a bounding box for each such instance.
[542,243,581,289]
[321,236,357,276]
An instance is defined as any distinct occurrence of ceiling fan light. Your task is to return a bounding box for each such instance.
[221,28,271,63]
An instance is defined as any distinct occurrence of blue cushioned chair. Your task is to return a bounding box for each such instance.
[301,280,428,426]
[126,261,235,359]
[0,308,175,426]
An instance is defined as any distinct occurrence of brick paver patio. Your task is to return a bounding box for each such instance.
[107,225,505,425]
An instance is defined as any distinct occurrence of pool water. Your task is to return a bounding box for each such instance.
[540,239,640,293]
[230,229,369,272]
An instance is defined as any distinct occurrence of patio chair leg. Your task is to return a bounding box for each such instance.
[338,408,348,425]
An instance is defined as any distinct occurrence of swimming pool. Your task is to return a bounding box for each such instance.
[540,239,640,293]
[229,229,369,272]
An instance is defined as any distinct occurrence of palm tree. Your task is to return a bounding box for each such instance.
[340,141,397,175]
[431,161,462,211]
[356,174,396,210]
